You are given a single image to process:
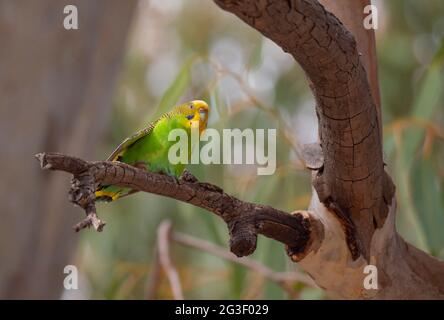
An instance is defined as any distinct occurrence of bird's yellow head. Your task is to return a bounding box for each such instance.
[177,100,210,135]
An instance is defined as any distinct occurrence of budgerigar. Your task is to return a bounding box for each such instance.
[95,100,210,202]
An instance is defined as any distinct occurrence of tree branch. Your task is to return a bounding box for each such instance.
[212,0,444,299]
[35,152,323,260]
[172,229,316,295]
[172,230,314,285]
[214,0,388,263]
[157,221,184,300]
[145,245,161,300]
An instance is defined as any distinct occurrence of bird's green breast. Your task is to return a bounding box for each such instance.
[119,114,191,177]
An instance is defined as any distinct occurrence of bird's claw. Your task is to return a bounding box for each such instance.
[134,161,148,171]
[180,169,198,183]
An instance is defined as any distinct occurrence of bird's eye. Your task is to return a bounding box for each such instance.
[189,104,194,109]
[186,114,194,120]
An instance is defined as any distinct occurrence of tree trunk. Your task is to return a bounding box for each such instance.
[0,0,136,299]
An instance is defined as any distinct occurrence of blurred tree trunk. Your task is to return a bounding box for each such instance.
[0,0,136,298]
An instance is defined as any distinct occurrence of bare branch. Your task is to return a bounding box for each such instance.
[213,0,390,263]
[157,221,184,300]
[73,204,106,232]
[145,247,161,300]
[35,152,324,260]
[172,231,316,288]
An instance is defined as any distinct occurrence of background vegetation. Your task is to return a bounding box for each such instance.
[70,0,444,299]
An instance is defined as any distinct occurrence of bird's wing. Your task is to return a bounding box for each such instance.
[106,121,158,161]
[106,108,182,161]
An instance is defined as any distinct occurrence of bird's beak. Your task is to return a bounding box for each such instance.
[199,108,207,121]
[191,100,209,110]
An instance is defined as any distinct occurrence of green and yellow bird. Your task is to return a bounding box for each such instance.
[95,100,210,202]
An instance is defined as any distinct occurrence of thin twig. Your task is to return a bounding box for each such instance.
[157,220,184,300]
[73,204,106,232]
[171,231,315,288]
[145,246,162,300]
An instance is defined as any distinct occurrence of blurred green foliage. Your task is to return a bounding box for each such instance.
[75,0,444,299]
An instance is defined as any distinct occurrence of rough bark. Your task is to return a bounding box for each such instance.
[0,0,136,298]
[213,0,444,299]
[318,0,381,114]
[35,153,324,261]
[215,0,385,262]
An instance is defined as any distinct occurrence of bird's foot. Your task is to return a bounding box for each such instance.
[180,169,198,183]
[134,161,148,171]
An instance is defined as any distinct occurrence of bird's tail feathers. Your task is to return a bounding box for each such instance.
[95,187,120,202]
